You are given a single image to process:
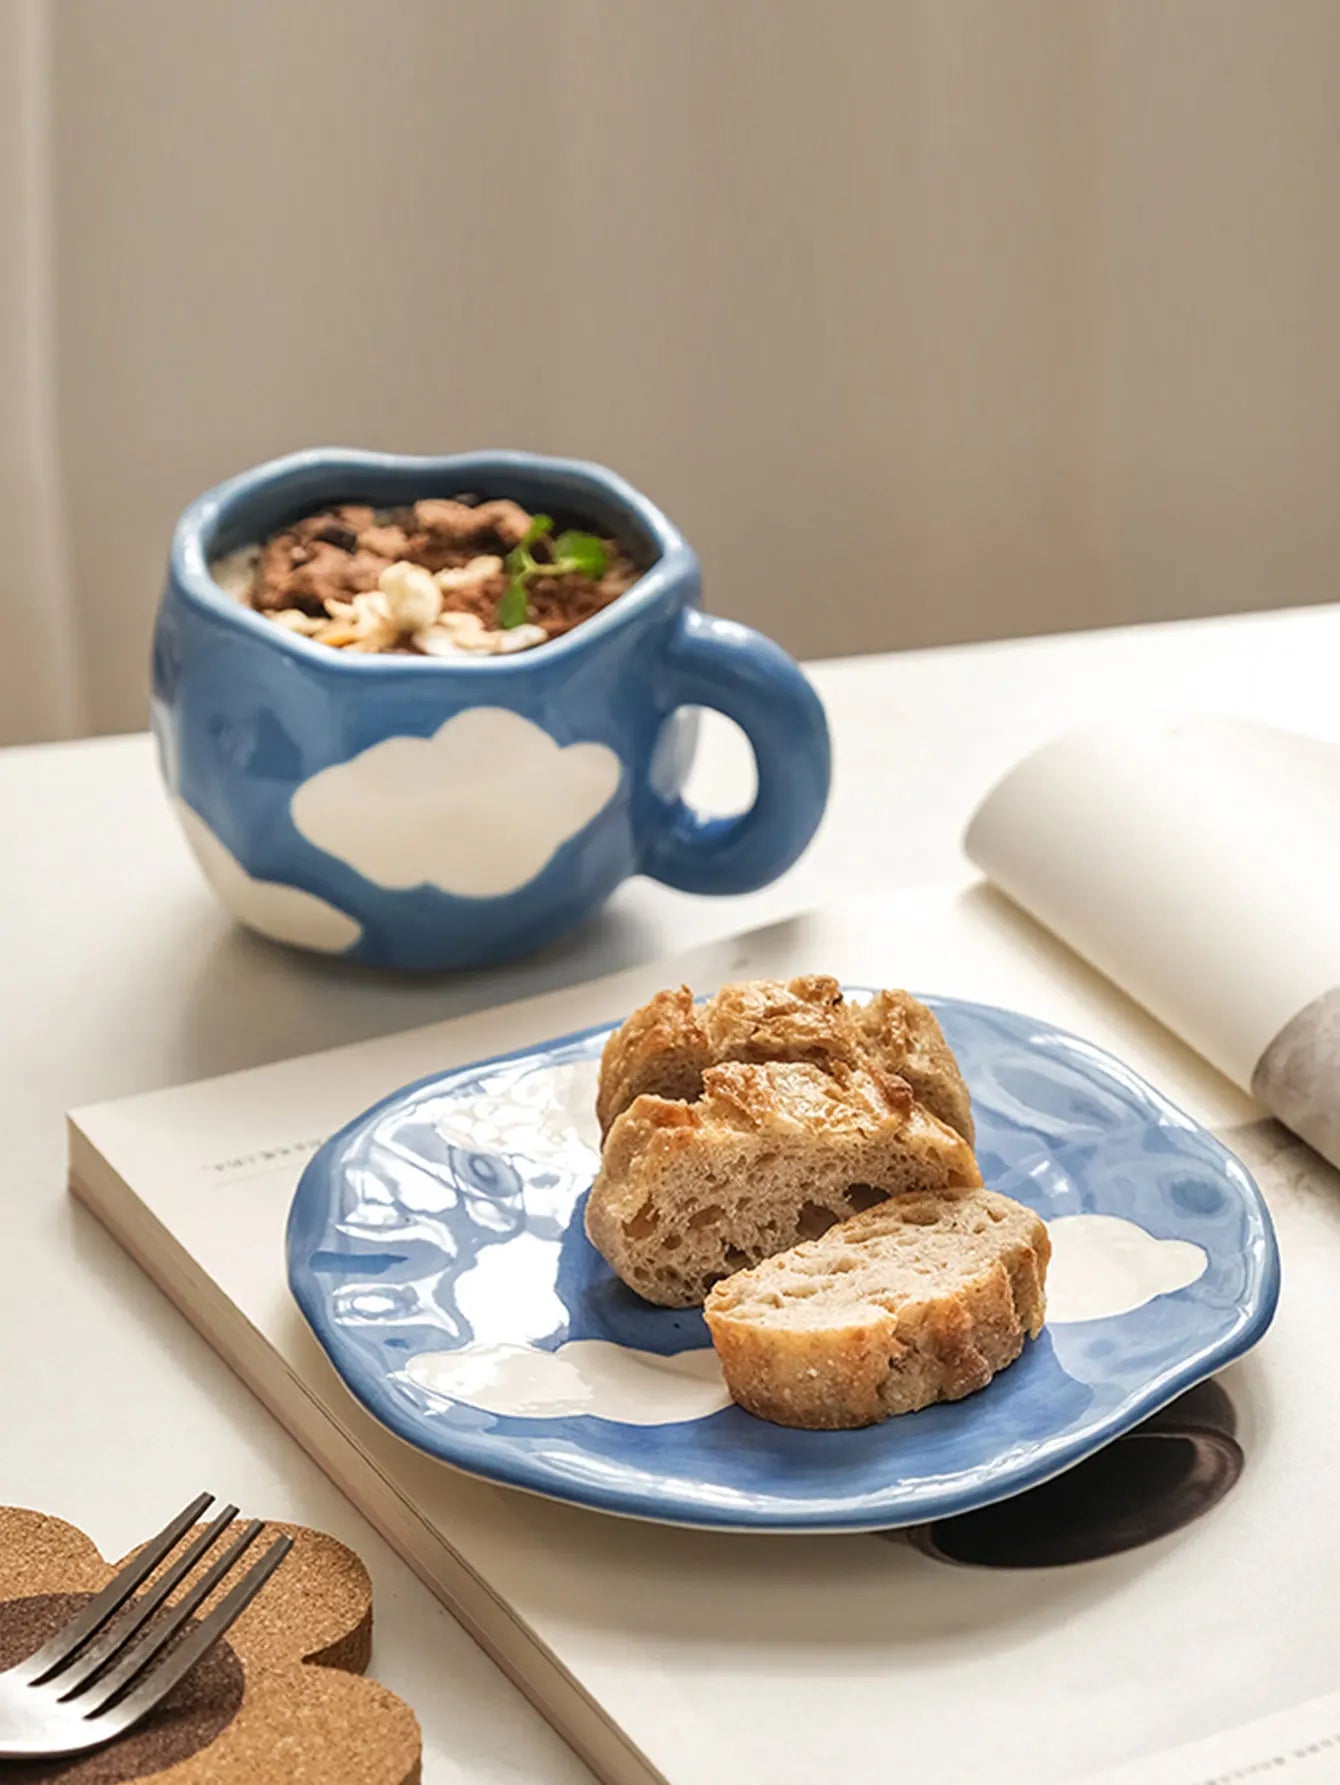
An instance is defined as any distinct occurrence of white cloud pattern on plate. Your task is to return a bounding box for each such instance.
[1045,1213,1207,1323]
[405,1339,731,1424]
[289,707,622,897]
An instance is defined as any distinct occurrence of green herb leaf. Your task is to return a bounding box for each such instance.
[521,514,554,549]
[554,531,607,577]
[504,544,528,577]
[498,580,530,629]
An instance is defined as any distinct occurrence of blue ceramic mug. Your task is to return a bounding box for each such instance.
[152,449,830,971]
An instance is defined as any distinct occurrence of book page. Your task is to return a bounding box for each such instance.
[1083,1682,1340,1785]
[966,713,1340,1162]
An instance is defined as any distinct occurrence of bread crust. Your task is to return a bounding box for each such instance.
[595,986,710,1137]
[596,978,974,1144]
[704,1190,1049,1429]
[852,989,975,1148]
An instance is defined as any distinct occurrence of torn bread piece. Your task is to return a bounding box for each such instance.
[704,1188,1049,1429]
[586,1059,981,1308]
[595,977,974,1144]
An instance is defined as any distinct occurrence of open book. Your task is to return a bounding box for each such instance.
[968,711,1340,1172]
[68,867,1340,1785]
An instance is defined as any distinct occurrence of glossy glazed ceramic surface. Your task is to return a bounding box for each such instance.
[152,449,831,970]
[287,994,1279,1531]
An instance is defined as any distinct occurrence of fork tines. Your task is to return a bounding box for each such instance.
[21,1492,292,1720]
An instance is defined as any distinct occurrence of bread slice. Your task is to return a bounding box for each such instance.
[595,977,974,1144]
[586,1059,982,1308]
[704,1189,1049,1428]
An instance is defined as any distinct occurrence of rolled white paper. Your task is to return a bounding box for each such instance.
[966,712,1340,1164]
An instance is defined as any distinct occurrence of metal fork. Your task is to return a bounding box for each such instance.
[0,1492,293,1759]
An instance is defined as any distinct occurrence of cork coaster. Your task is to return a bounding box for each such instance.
[0,1507,421,1784]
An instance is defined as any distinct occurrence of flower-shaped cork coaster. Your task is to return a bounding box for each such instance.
[0,1506,421,1784]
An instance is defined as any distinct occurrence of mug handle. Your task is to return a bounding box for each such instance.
[641,610,831,895]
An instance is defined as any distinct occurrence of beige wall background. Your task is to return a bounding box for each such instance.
[8,0,1340,740]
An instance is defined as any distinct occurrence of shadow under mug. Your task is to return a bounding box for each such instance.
[152,449,832,971]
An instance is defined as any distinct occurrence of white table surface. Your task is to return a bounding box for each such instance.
[2,600,1337,1782]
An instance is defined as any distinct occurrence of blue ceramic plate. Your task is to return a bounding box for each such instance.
[287,994,1279,1532]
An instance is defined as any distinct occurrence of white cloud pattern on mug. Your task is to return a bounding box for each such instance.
[290,707,623,898]
[175,800,362,953]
